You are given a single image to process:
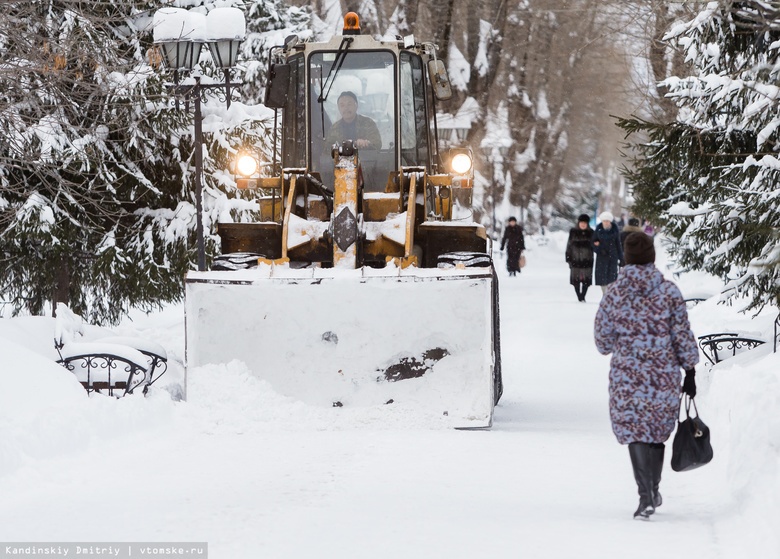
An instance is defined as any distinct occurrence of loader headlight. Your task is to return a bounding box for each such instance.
[236,153,259,178]
[450,152,473,175]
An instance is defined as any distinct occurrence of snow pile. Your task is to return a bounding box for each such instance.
[0,333,175,479]
[683,291,780,556]
[707,351,780,556]
[182,360,455,433]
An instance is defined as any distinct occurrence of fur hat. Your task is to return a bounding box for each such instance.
[577,214,590,223]
[624,231,655,265]
[598,211,614,222]
[628,217,640,227]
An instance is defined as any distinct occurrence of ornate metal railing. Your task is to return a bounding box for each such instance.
[55,334,168,397]
[57,351,148,397]
[698,333,766,366]
[684,297,707,309]
[138,349,168,393]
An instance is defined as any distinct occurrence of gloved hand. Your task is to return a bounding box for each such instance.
[682,367,696,398]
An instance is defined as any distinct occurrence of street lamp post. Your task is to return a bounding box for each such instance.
[480,143,509,241]
[153,7,245,271]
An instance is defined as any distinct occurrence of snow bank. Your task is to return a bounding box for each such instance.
[706,350,780,555]
[181,360,455,433]
[0,316,176,478]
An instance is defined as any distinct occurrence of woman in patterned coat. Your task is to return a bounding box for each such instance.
[594,232,699,520]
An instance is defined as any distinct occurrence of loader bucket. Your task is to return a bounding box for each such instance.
[184,264,497,428]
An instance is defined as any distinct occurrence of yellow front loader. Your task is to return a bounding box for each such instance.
[185,13,502,428]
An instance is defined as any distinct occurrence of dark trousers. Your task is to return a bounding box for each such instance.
[573,282,589,301]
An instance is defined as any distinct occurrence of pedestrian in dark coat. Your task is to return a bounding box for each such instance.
[592,211,623,293]
[565,214,594,302]
[620,217,643,248]
[500,217,525,276]
[594,232,699,520]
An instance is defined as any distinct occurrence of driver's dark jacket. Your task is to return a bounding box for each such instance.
[326,114,382,149]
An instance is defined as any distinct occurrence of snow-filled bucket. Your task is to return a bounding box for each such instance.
[184,264,496,428]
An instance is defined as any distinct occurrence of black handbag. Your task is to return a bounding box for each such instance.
[671,395,714,472]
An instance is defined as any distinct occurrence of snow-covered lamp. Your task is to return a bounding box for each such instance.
[206,8,245,69]
[153,8,197,71]
[187,13,207,70]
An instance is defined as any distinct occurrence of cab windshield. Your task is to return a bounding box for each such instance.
[309,50,396,192]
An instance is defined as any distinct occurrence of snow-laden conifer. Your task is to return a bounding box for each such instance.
[0,1,308,324]
[618,1,780,311]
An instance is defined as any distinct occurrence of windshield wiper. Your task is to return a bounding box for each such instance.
[318,37,354,104]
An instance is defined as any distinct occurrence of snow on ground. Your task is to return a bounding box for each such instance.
[0,232,779,558]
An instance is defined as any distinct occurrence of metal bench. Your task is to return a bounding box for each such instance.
[93,336,168,393]
[52,304,168,397]
[684,297,708,309]
[697,333,766,366]
[56,341,150,397]
[775,313,780,354]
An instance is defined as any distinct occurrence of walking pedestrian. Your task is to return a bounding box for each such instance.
[592,211,623,294]
[500,217,525,277]
[620,217,643,248]
[594,232,699,520]
[565,214,594,302]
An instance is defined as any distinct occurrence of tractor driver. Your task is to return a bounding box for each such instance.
[326,91,382,150]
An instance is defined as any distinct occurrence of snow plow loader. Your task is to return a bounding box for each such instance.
[185,13,501,428]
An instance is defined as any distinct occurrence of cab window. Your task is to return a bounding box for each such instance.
[309,50,396,192]
[282,54,306,168]
[399,52,429,167]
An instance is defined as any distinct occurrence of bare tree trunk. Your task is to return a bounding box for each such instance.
[53,258,70,316]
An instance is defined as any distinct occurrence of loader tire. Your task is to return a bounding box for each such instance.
[492,266,503,405]
[436,251,492,269]
[211,252,263,271]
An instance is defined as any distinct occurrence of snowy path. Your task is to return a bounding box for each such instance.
[0,237,733,558]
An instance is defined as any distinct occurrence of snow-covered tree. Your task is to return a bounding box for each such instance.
[0,1,301,324]
[0,1,187,323]
[618,1,780,310]
[241,0,311,104]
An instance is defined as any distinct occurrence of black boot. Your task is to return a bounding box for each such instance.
[574,284,582,301]
[580,285,588,302]
[628,443,655,519]
[649,443,664,508]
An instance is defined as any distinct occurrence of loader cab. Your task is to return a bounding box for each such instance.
[274,31,434,192]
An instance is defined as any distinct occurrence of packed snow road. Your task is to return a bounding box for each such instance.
[0,234,733,558]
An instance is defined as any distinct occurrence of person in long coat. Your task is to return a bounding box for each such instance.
[594,232,699,519]
[592,211,623,293]
[500,216,525,276]
[565,214,594,302]
[620,217,643,247]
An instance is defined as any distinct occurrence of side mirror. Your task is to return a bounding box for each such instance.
[427,59,453,101]
[284,35,299,51]
[264,63,290,109]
